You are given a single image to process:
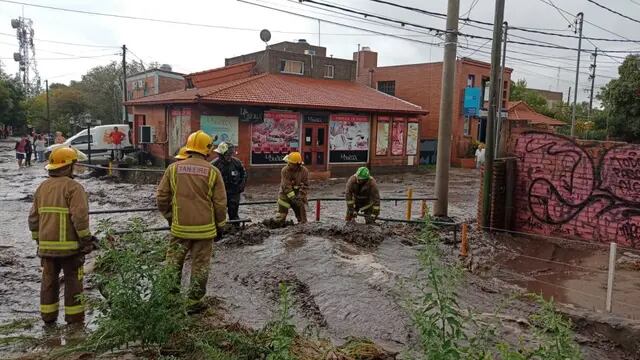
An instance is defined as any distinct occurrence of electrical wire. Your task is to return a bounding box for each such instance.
[0,53,119,61]
[0,31,119,48]
[586,0,640,25]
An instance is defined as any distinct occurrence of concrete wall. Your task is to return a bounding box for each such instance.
[511,131,640,249]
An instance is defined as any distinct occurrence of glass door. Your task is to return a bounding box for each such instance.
[301,123,328,171]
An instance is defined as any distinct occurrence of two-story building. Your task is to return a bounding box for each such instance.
[125,41,426,178]
[354,47,513,166]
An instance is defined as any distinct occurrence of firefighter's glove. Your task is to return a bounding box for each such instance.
[215,227,224,242]
[166,217,173,226]
[286,191,296,200]
[372,206,380,218]
[80,236,95,255]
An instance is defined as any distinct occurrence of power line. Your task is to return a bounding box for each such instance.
[0,53,119,61]
[586,0,640,25]
[0,31,119,48]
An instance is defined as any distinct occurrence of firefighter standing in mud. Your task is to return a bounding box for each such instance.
[212,142,247,222]
[156,130,227,307]
[275,151,309,224]
[28,146,94,324]
[345,167,381,224]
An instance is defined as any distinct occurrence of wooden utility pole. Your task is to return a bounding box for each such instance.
[571,13,584,137]
[588,48,598,120]
[481,0,506,228]
[495,22,508,157]
[122,44,128,124]
[433,0,460,217]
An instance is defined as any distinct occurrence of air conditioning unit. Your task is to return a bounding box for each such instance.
[304,49,316,56]
[139,125,155,143]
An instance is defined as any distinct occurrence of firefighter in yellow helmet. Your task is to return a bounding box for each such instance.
[174,146,189,160]
[156,130,227,306]
[28,146,94,324]
[345,167,380,224]
[276,151,309,224]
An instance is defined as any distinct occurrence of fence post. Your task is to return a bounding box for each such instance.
[460,223,469,257]
[315,199,321,222]
[606,242,617,313]
[108,161,113,176]
[406,187,413,221]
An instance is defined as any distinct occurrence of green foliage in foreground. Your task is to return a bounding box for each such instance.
[405,215,583,360]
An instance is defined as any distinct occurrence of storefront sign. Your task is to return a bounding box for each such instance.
[392,118,406,156]
[406,121,419,155]
[251,111,300,165]
[463,87,481,116]
[376,122,389,155]
[239,106,264,123]
[201,115,238,145]
[303,113,329,124]
[329,114,369,163]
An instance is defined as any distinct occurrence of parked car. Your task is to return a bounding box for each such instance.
[45,125,132,161]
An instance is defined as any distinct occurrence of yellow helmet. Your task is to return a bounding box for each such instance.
[185,130,213,156]
[45,146,78,170]
[283,151,303,165]
[174,146,189,160]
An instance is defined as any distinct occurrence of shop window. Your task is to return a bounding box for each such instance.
[280,59,304,75]
[304,128,313,146]
[467,74,475,87]
[324,65,334,78]
[463,116,471,136]
[482,78,490,103]
[377,81,395,96]
[317,127,325,146]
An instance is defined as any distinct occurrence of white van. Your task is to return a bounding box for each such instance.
[46,125,132,161]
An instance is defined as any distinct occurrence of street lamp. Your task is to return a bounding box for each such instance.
[83,114,93,164]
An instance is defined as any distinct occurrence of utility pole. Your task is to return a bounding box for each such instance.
[571,12,584,137]
[481,0,506,228]
[318,19,321,46]
[45,79,50,144]
[567,86,572,106]
[122,44,128,124]
[495,22,508,157]
[433,0,460,218]
[588,48,598,120]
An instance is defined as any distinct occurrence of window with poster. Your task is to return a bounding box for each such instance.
[375,116,390,156]
[200,115,239,145]
[251,111,300,165]
[391,117,406,156]
[328,114,369,163]
[406,118,419,155]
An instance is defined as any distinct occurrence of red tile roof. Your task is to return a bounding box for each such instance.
[126,73,426,114]
[507,101,566,127]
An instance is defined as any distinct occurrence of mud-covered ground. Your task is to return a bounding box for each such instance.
[1,139,638,359]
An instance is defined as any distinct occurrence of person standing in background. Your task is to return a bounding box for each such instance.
[15,135,27,168]
[24,135,33,167]
[55,132,66,145]
[35,135,46,162]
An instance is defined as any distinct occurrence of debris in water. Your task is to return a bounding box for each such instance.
[222,224,271,247]
[617,252,640,271]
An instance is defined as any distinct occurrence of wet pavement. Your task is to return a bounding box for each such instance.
[1,139,638,359]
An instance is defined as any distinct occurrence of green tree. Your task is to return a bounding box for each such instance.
[598,55,640,142]
[0,65,27,130]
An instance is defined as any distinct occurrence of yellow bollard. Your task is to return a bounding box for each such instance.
[460,223,469,257]
[108,161,112,176]
[421,199,427,218]
[406,187,413,221]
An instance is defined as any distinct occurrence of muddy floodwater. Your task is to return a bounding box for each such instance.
[1,139,639,359]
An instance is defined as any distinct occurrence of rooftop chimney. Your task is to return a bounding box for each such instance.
[298,39,308,43]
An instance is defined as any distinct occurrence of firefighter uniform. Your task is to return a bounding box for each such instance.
[276,152,309,224]
[212,142,247,221]
[157,130,227,302]
[345,167,381,224]
[28,147,93,324]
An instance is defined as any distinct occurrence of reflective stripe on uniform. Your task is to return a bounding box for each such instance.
[360,203,374,211]
[207,169,217,229]
[217,221,227,228]
[77,229,91,238]
[39,241,79,250]
[39,207,69,214]
[169,165,178,225]
[64,304,84,315]
[372,206,380,210]
[32,231,39,240]
[286,191,295,199]
[39,207,69,243]
[40,302,59,314]
[278,198,291,209]
[346,200,355,205]
[171,228,217,240]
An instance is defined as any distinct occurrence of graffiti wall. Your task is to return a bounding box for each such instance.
[512,131,640,249]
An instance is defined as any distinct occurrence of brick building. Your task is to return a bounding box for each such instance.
[529,88,564,109]
[354,47,513,166]
[126,65,184,100]
[125,42,426,178]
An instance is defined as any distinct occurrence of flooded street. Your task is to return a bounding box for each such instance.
[1,138,638,359]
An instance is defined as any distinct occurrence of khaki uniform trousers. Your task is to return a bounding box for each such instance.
[276,197,307,224]
[40,255,85,324]
[166,237,214,301]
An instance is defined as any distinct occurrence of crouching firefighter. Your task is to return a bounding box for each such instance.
[345,167,380,224]
[157,130,227,307]
[28,146,95,324]
[276,151,309,224]
[212,142,247,222]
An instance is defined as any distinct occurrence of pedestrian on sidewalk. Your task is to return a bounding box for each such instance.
[275,151,309,225]
[212,142,247,223]
[25,135,33,167]
[54,131,65,145]
[475,143,486,169]
[28,146,94,324]
[109,127,125,161]
[345,167,381,224]
[35,135,46,162]
[15,135,27,168]
[157,130,227,310]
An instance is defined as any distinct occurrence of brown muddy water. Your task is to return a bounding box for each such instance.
[1,139,638,359]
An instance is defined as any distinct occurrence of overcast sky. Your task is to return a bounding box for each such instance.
[0,0,638,103]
